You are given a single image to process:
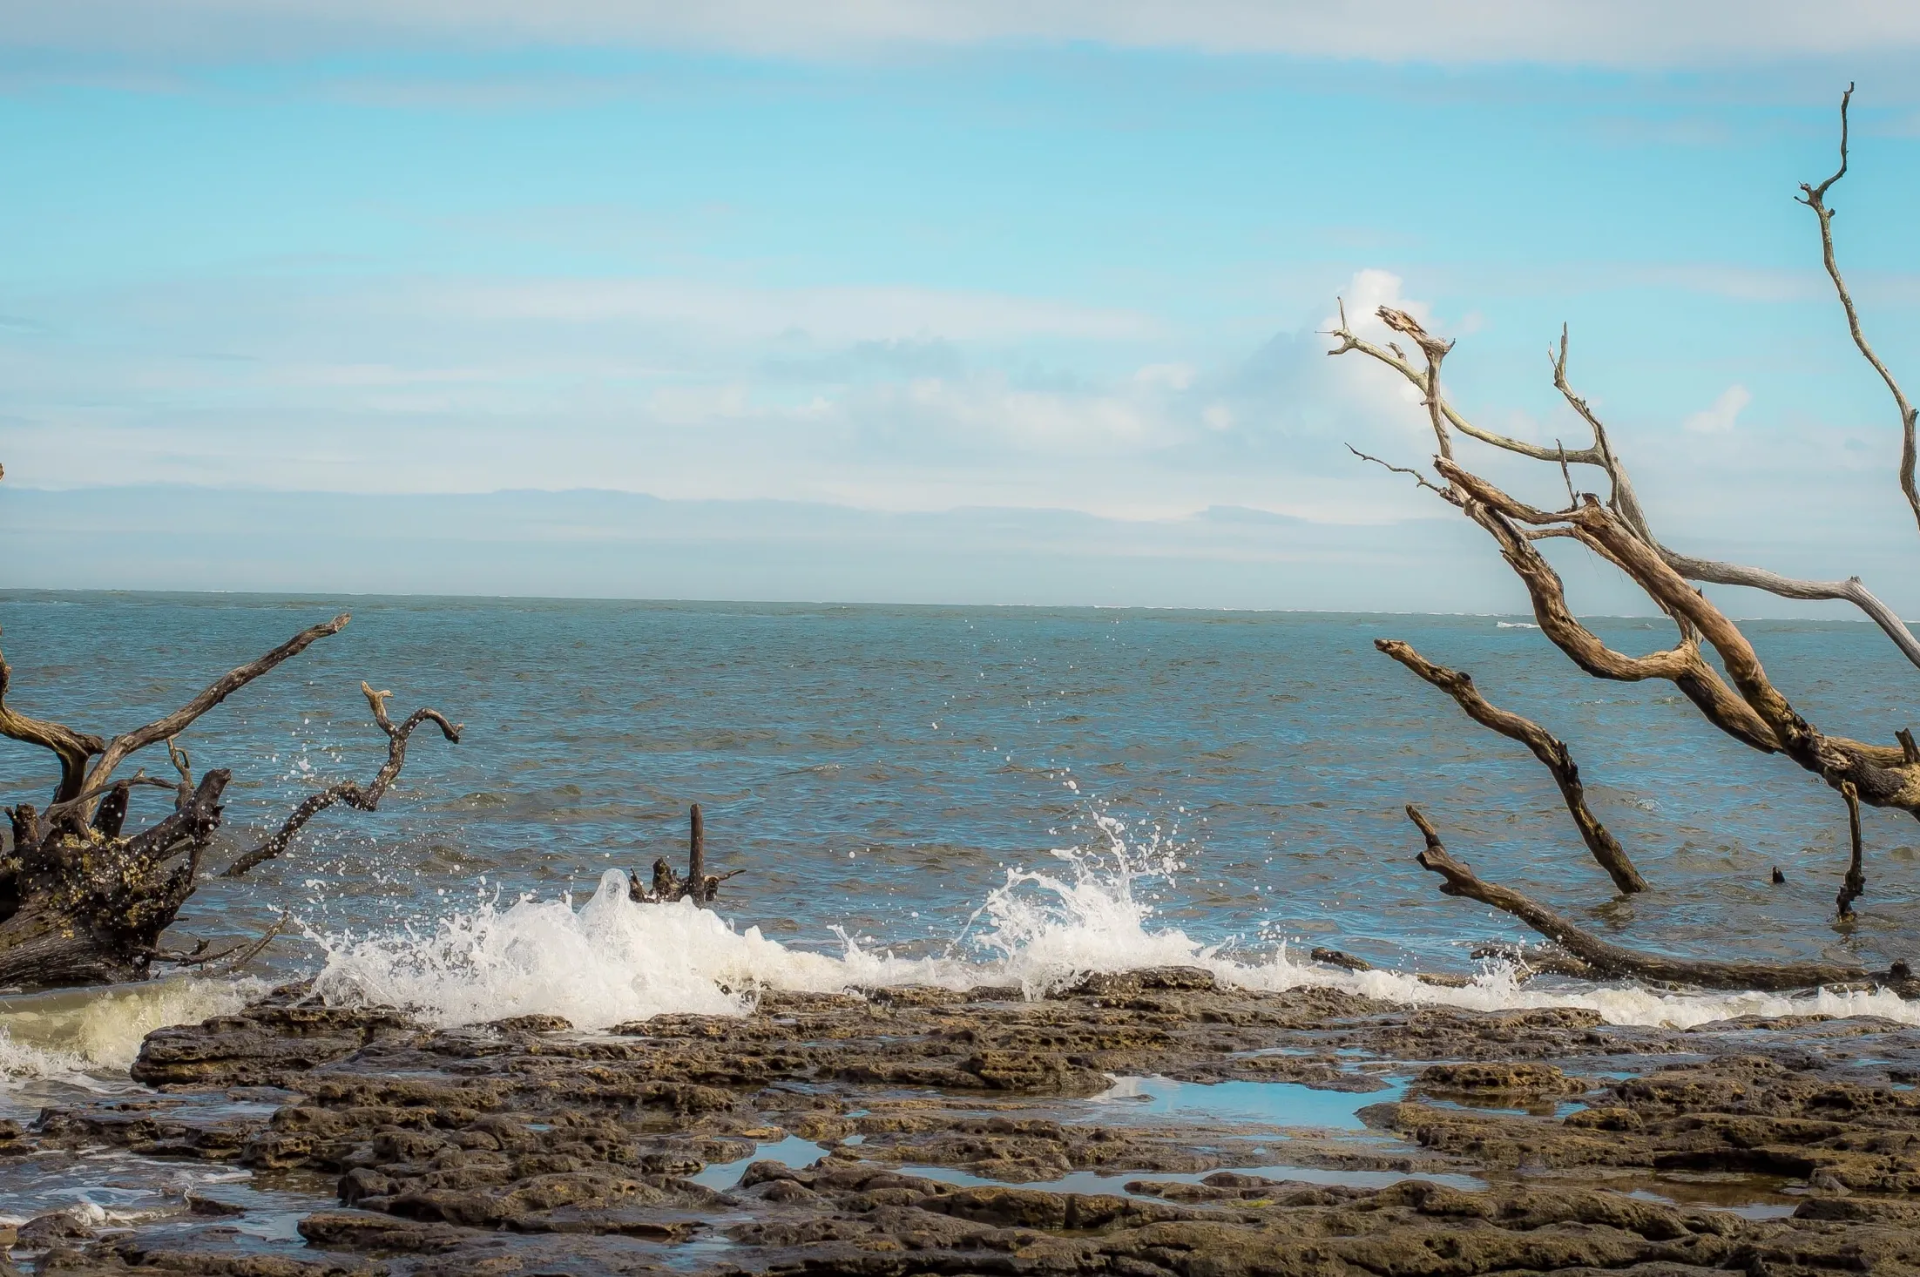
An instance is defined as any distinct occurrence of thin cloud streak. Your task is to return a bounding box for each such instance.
[6,1,1920,68]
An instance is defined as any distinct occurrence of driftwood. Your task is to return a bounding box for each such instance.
[1375,639,1646,894]
[0,595,458,990]
[223,684,461,879]
[1340,85,1918,988]
[1405,806,1884,992]
[631,803,743,905]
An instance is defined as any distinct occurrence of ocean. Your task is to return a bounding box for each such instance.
[2,590,1917,1086]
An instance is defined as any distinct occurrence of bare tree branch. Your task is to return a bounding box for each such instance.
[1378,307,1456,464]
[1377,639,1647,893]
[1345,444,1449,497]
[1327,308,1601,466]
[84,614,351,800]
[1662,551,1920,671]
[1798,83,1920,537]
[0,645,106,804]
[223,681,460,879]
[1334,314,1920,671]
[153,913,290,973]
[1437,460,1920,814]
[1405,805,1881,992]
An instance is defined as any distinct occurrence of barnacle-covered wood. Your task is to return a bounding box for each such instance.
[629,803,744,905]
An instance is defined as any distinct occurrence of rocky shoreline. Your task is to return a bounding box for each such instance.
[6,968,1920,1275]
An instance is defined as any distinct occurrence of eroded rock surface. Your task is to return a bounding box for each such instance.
[12,973,1920,1275]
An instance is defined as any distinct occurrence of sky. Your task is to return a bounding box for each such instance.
[3,3,1920,609]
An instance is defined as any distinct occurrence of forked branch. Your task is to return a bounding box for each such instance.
[1332,305,1920,672]
[223,682,461,878]
[0,645,106,804]
[1377,639,1646,893]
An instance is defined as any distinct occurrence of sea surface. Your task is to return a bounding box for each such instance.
[2,591,1919,1086]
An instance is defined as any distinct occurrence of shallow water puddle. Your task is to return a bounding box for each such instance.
[691,1136,833,1190]
[1091,1074,1397,1130]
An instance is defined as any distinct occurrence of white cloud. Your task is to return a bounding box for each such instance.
[1683,383,1751,434]
[6,1,1920,67]
[1318,268,1431,423]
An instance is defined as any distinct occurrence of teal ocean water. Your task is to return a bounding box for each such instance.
[0,590,1916,1074]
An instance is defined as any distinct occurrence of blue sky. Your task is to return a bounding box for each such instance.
[3,3,1920,607]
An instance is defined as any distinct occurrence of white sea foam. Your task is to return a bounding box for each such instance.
[0,976,260,1083]
[311,822,1920,1035]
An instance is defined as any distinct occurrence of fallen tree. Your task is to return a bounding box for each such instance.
[0,583,460,990]
[1337,85,1917,991]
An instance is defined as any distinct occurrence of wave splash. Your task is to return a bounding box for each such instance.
[314,819,1920,1035]
[0,977,259,1087]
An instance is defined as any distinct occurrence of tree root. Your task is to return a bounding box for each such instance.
[0,595,459,990]
[1404,805,1898,993]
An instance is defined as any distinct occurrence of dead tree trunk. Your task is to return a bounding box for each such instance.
[1334,86,1919,991]
[0,600,458,990]
[629,803,742,905]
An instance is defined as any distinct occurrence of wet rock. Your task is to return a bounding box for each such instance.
[1062,965,1220,997]
[132,999,422,1088]
[47,975,1920,1274]
[19,1211,97,1246]
[46,1240,380,1275]
[486,1014,571,1035]
[297,1209,466,1253]
[1415,1061,1591,1095]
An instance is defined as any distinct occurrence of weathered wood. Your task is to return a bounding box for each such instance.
[222,683,460,879]
[1329,89,1920,992]
[1405,806,1883,993]
[0,583,458,990]
[1837,781,1866,920]
[687,803,707,903]
[629,803,742,906]
[1376,638,1647,894]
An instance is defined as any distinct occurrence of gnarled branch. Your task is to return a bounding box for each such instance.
[222,682,461,879]
[0,645,105,804]
[1377,639,1646,893]
[1332,307,1920,672]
